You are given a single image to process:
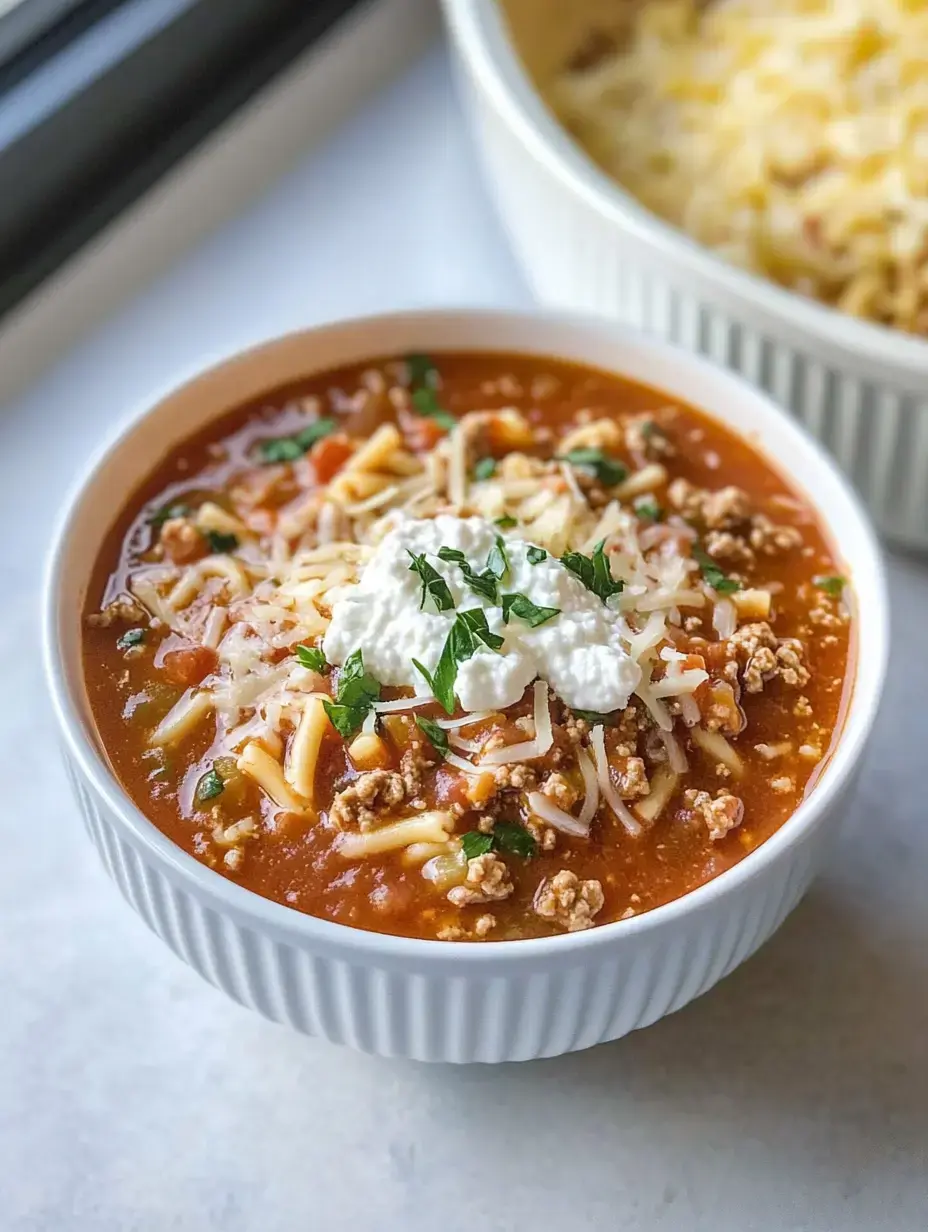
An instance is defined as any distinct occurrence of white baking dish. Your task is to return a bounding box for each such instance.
[44,308,887,1063]
[442,0,928,550]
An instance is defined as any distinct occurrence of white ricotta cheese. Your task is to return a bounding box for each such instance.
[322,515,641,713]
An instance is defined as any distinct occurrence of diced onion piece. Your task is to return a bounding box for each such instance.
[590,725,642,837]
[372,694,435,714]
[420,847,467,888]
[526,790,590,838]
[712,598,737,641]
[434,711,494,729]
[479,680,552,765]
[732,589,772,620]
[361,706,377,736]
[691,726,744,776]
[577,747,600,828]
[659,727,689,773]
[635,765,679,823]
[347,731,389,770]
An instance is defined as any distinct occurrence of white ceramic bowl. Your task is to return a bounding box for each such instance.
[44,308,887,1064]
[443,0,928,550]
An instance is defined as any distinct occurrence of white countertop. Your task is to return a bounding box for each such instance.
[2,44,926,1232]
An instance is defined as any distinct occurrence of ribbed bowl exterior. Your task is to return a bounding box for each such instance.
[63,749,851,1063]
[451,30,928,551]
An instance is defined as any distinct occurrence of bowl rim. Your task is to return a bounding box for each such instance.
[443,0,928,382]
[43,306,889,965]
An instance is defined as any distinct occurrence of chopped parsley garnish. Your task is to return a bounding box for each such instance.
[116,627,145,651]
[693,545,741,595]
[640,419,657,440]
[633,496,662,522]
[490,821,537,859]
[256,418,336,464]
[415,715,449,756]
[814,574,846,598]
[296,644,327,672]
[558,447,627,487]
[149,500,191,527]
[486,535,509,582]
[323,649,381,738]
[526,546,547,565]
[406,352,438,387]
[473,457,496,481]
[410,386,457,430]
[407,551,455,612]
[194,766,224,806]
[204,530,239,554]
[461,831,494,859]
[494,515,517,529]
[501,593,560,628]
[437,546,499,603]
[459,823,536,861]
[560,539,623,603]
[412,609,503,714]
[571,709,617,726]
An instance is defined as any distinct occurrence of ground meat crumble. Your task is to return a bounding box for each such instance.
[682,789,745,841]
[728,622,810,694]
[447,853,514,906]
[328,770,406,832]
[533,870,605,932]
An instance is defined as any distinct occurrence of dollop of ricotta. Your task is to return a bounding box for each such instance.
[323,516,640,713]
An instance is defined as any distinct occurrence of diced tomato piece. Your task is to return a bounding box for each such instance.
[310,434,354,483]
[161,646,218,687]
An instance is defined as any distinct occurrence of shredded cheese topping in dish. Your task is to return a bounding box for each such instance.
[83,350,852,941]
[552,0,928,335]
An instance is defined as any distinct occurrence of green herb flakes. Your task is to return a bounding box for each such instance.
[560,539,624,604]
[491,821,536,859]
[693,546,741,595]
[194,767,224,806]
[813,574,846,599]
[633,496,662,522]
[407,551,456,612]
[205,530,239,554]
[473,457,496,481]
[460,824,535,861]
[410,387,457,431]
[414,609,504,715]
[558,448,628,487]
[501,593,560,628]
[296,644,327,672]
[116,627,145,651]
[322,649,382,739]
[149,500,191,528]
[571,709,616,726]
[461,831,494,860]
[486,535,510,582]
[415,715,449,756]
[406,353,437,387]
[437,546,499,603]
[526,546,547,565]
[256,418,337,464]
[494,515,517,529]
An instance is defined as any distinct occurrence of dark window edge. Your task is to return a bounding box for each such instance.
[0,0,371,324]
